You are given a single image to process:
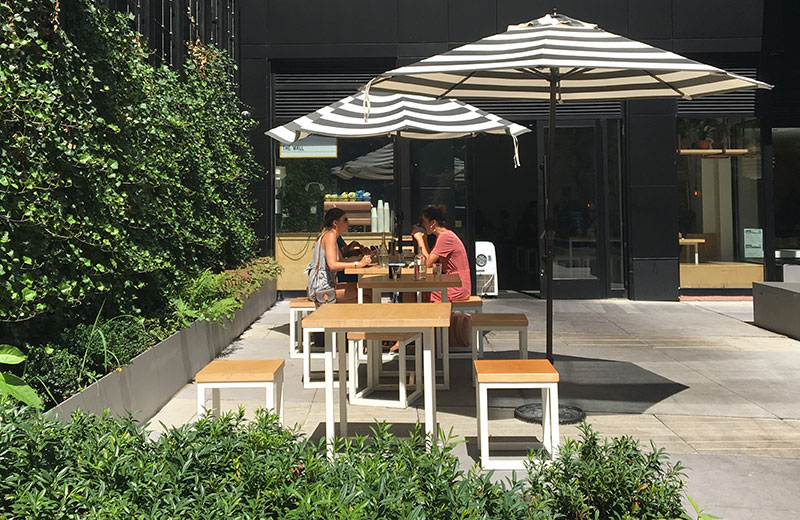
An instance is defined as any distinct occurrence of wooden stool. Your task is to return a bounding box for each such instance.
[471,313,529,364]
[196,359,284,423]
[289,297,316,359]
[451,295,483,314]
[474,359,559,470]
[347,332,422,408]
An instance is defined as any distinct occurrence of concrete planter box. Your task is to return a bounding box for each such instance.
[50,278,277,423]
[753,282,800,341]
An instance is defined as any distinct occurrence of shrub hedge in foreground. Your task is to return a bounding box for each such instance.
[0,401,695,519]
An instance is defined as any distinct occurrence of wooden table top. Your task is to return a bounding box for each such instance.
[358,273,462,289]
[679,238,706,245]
[344,265,413,275]
[302,303,451,329]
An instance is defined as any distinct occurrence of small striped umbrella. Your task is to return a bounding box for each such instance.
[365,12,772,362]
[266,91,530,166]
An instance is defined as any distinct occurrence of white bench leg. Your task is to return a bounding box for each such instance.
[289,308,297,357]
[266,381,275,420]
[197,384,205,418]
[337,332,348,438]
[549,385,559,458]
[399,338,407,407]
[479,383,489,465]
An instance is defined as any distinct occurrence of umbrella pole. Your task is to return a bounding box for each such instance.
[546,68,557,363]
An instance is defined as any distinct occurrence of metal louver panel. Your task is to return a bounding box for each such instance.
[274,73,378,121]
[461,99,621,120]
[677,68,758,116]
[274,73,621,121]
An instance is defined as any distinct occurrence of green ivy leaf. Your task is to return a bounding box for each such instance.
[0,371,43,408]
[0,345,26,365]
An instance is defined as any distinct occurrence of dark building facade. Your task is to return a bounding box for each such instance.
[234,0,800,300]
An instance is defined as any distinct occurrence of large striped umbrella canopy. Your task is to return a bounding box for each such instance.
[365,12,772,362]
[266,91,529,143]
[365,13,770,101]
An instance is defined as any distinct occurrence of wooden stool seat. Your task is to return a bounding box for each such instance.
[290,297,316,309]
[471,313,530,367]
[451,295,483,311]
[196,359,285,423]
[471,313,528,327]
[474,359,558,383]
[474,359,559,469]
[196,359,284,383]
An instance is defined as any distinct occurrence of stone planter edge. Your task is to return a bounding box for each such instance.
[49,278,278,424]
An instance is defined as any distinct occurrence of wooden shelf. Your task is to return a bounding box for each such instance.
[678,148,749,156]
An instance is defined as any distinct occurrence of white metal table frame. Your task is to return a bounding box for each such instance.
[475,379,559,471]
[197,371,285,424]
[289,305,315,358]
[347,333,422,408]
[322,325,439,455]
[358,282,453,390]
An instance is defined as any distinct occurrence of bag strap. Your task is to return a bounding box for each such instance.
[312,231,328,281]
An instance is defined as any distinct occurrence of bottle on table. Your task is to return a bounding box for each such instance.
[378,233,388,268]
[413,247,427,280]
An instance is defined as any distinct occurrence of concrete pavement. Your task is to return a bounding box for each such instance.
[148,293,800,519]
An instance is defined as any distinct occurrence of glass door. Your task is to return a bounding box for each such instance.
[538,120,614,298]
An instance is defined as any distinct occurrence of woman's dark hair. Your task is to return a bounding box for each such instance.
[421,205,447,226]
[322,207,346,231]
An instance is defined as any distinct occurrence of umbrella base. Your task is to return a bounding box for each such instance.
[514,403,586,425]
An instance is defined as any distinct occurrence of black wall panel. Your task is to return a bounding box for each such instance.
[447,0,497,43]
[266,0,398,44]
[239,59,267,120]
[630,259,680,300]
[239,0,267,45]
[497,0,628,35]
[627,0,672,39]
[673,0,762,39]
[399,0,448,42]
[628,186,679,259]
[627,113,677,186]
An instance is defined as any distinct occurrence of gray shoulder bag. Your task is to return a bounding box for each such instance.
[307,233,337,305]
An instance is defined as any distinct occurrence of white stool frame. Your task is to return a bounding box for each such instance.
[289,306,314,358]
[197,370,284,424]
[348,334,422,408]
[472,323,528,361]
[475,379,559,470]
[303,326,340,389]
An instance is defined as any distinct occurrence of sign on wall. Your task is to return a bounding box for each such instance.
[743,228,763,258]
[279,136,338,158]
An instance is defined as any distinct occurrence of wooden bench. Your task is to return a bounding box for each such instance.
[451,295,483,313]
[347,332,422,408]
[470,313,529,364]
[196,359,284,423]
[474,359,559,470]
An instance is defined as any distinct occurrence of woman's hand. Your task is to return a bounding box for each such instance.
[358,254,372,267]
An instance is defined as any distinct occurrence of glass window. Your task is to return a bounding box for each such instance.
[410,139,467,242]
[676,117,764,288]
[275,137,394,233]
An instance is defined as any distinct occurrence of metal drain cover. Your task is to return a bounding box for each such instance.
[514,404,586,425]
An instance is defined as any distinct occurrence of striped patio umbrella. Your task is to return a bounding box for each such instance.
[365,12,772,361]
[266,91,530,166]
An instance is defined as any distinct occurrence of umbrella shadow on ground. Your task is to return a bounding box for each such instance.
[436,352,689,417]
[270,323,290,336]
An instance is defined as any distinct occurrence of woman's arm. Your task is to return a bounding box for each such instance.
[325,232,370,272]
[412,232,440,267]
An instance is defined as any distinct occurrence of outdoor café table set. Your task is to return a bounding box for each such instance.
[302,264,458,452]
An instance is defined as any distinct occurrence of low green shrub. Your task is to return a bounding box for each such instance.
[0,400,700,519]
[526,422,688,519]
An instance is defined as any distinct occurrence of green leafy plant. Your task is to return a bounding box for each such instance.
[0,344,42,408]
[526,421,689,519]
[1,0,259,342]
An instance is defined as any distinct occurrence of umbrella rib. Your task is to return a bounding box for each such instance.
[437,71,477,99]
[522,67,550,80]
[645,70,692,99]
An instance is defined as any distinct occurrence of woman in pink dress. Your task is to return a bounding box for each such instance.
[411,205,472,302]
